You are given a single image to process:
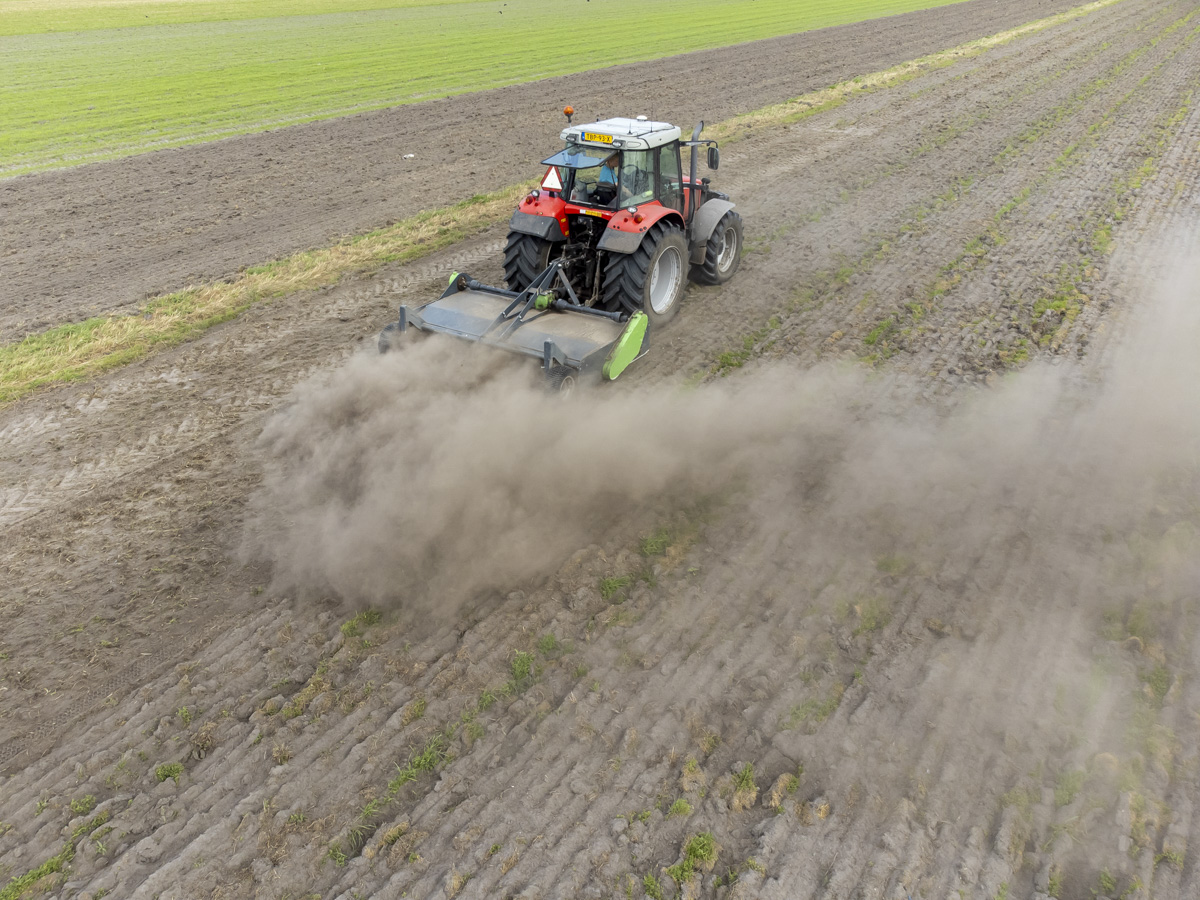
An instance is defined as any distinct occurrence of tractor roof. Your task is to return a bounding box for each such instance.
[561,117,682,151]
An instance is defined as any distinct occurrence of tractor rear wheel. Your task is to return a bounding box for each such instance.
[693,210,743,285]
[602,224,688,326]
[503,231,560,292]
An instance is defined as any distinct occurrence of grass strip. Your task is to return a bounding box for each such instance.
[707,0,1127,145]
[0,0,1127,407]
[0,183,530,406]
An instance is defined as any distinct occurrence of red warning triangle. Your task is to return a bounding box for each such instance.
[542,166,563,191]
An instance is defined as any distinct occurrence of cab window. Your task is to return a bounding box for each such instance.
[619,150,655,207]
[541,144,619,207]
[568,156,619,207]
[657,142,682,211]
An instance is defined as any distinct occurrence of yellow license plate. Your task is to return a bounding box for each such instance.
[582,208,606,217]
[582,132,613,144]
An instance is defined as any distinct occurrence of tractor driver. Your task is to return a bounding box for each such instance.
[592,155,619,206]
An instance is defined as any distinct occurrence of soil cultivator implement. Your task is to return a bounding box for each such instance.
[379,110,743,392]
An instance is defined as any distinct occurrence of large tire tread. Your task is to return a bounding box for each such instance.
[694,210,743,285]
[602,223,687,326]
[503,232,555,292]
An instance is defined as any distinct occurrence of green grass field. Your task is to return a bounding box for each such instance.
[1,0,970,176]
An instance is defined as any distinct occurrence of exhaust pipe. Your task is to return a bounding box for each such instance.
[688,121,703,224]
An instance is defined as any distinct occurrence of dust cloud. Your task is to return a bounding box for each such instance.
[241,337,865,614]
[243,255,1200,630]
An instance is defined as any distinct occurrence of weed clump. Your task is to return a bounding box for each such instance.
[281,674,331,720]
[401,696,426,725]
[640,528,672,557]
[536,633,562,658]
[380,822,408,846]
[507,650,539,693]
[731,763,759,812]
[1143,664,1170,706]
[154,762,183,784]
[1054,769,1087,807]
[69,795,96,816]
[191,721,218,755]
[666,798,692,819]
[388,734,448,796]
[665,832,718,885]
[599,574,634,601]
[853,596,891,635]
[781,682,845,731]
[327,841,348,867]
[680,756,706,793]
[765,773,801,809]
[341,609,382,638]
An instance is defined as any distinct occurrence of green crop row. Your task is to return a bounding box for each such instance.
[2,0,975,176]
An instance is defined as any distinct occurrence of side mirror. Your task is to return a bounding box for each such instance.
[707,146,720,170]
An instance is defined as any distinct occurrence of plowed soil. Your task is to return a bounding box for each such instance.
[0,0,1086,343]
[4,1,1200,899]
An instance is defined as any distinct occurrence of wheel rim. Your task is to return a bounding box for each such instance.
[558,374,576,399]
[716,225,738,272]
[648,245,683,314]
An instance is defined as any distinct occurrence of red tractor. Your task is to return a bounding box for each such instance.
[503,113,743,326]
[382,113,742,390]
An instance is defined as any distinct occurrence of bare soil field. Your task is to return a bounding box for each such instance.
[3,1,1200,899]
[0,0,1086,343]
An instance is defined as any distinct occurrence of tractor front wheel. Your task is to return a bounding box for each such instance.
[503,231,559,292]
[602,224,688,326]
[693,210,743,285]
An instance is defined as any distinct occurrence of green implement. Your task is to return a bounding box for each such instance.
[379,260,650,392]
[602,312,648,381]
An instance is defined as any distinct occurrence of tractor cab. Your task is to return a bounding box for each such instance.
[542,117,684,214]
